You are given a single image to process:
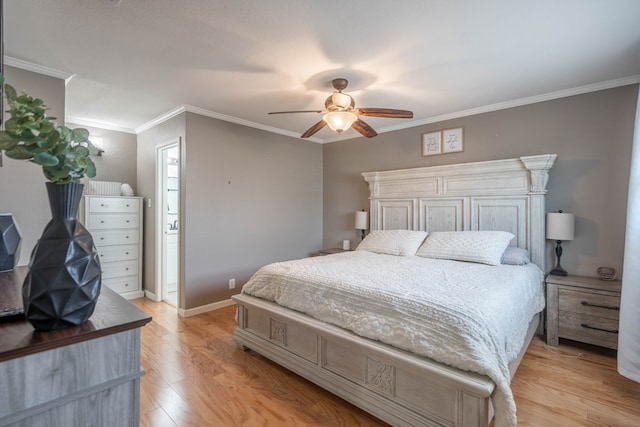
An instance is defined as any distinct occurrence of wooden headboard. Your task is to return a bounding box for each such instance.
[362,154,556,271]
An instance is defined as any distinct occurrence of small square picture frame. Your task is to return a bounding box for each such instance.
[442,127,464,153]
[422,131,442,156]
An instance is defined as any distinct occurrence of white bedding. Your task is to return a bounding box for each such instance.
[242,251,544,427]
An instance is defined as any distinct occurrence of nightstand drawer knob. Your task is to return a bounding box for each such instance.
[581,301,620,311]
[581,323,619,334]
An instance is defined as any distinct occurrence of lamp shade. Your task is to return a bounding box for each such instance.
[546,212,575,241]
[355,210,368,230]
[323,111,357,134]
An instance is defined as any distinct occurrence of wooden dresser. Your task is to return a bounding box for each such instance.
[546,274,621,349]
[83,195,144,299]
[0,267,151,426]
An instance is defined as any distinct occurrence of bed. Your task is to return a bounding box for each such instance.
[232,154,556,427]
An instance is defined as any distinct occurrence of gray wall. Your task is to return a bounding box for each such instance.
[67,124,138,194]
[0,66,66,265]
[137,112,323,310]
[323,85,639,277]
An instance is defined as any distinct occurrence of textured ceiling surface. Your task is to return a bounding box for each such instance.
[4,0,640,141]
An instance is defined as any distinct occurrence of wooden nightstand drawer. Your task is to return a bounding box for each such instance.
[558,289,620,320]
[546,274,621,349]
[558,311,619,348]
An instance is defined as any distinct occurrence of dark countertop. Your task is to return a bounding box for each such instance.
[0,266,151,363]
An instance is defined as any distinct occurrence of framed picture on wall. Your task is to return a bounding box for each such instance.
[442,128,464,153]
[422,131,442,156]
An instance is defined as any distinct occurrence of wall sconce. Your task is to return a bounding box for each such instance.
[355,209,369,240]
[91,136,105,156]
[546,210,575,276]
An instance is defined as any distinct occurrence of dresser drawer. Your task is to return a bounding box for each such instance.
[89,197,140,213]
[92,230,139,246]
[559,289,620,320]
[102,260,139,279]
[559,311,619,349]
[103,275,139,294]
[89,214,139,230]
[96,245,138,263]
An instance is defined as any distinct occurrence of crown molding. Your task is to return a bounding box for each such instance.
[396,74,640,133]
[65,116,137,134]
[136,104,322,142]
[4,56,73,80]
[134,105,187,134]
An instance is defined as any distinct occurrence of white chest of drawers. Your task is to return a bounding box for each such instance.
[82,196,144,299]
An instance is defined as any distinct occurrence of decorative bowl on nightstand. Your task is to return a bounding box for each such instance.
[597,267,617,281]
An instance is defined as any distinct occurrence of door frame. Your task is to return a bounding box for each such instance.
[155,137,181,307]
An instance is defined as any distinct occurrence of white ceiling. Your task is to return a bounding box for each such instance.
[4,0,640,142]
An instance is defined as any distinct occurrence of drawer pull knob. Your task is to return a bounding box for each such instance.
[126,220,130,223]
[126,204,130,207]
[100,220,104,223]
[100,237,104,240]
[581,301,620,311]
[126,236,130,239]
[580,323,618,334]
[125,252,129,255]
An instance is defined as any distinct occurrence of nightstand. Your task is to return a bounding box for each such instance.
[317,248,351,255]
[546,274,622,349]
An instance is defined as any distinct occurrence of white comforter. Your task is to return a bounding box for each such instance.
[242,251,545,427]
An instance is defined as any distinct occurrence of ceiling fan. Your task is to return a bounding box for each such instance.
[269,78,414,138]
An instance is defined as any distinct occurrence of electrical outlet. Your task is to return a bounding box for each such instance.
[229,278,235,289]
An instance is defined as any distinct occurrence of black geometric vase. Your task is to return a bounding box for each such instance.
[0,213,22,272]
[23,182,102,331]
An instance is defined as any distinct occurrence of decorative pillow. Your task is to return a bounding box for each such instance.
[415,230,515,266]
[501,246,531,265]
[356,229,428,256]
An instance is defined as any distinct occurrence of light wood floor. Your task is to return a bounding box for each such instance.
[132,298,640,426]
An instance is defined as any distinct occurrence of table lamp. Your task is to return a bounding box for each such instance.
[355,210,368,240]
[546,210,575,276]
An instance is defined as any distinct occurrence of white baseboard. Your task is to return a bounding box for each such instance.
[178,298,236,317]
[144,289,161,302]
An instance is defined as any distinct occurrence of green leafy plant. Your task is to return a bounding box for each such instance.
[0,74,98,183]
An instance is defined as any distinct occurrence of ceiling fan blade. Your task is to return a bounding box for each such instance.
[301,120,327,138]
[351,119,378,138]
[268,110,323,114]
[357,108,414,119]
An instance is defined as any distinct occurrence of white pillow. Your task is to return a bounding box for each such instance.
[356,229,428,256]
[501,246,531,265]
[416,231,515,266]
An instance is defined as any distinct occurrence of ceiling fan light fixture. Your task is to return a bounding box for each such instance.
[323,111,357,134]
[331,92,353,110]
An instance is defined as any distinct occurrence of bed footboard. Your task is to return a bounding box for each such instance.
[232,293,509,427]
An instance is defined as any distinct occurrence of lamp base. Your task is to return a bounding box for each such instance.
[549,266,568,276]
[549,240,568,276]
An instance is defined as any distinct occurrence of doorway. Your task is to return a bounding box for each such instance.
[156,140,180,308]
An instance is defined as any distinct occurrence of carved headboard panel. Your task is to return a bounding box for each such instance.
[362,155,556,270]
